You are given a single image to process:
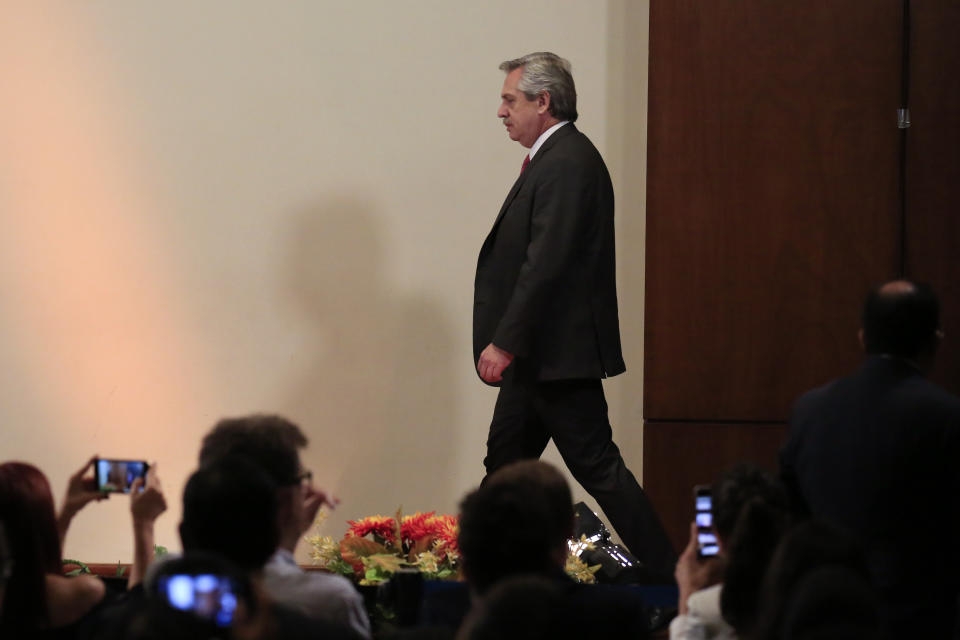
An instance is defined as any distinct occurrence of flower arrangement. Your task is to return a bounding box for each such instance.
[308,509,603,586]
[307,508,460,585]
[566,534,602,584]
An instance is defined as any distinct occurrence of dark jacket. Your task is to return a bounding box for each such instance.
[781,355,960,637]
[473,124,625,383]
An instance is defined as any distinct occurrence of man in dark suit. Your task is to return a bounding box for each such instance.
[473,52,674,580]
[781,280,960,637]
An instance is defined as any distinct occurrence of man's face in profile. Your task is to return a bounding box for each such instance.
[497,67,543,148]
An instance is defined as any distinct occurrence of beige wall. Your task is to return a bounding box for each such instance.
[0,0,648,563]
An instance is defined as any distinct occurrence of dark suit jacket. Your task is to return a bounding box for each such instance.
[473,124,625,383]
[781,356,960,636]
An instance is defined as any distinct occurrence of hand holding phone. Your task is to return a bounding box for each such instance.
[130,464,167,523]
[58,456,108,521]
[151,554,254,629]
[156,574,243,628]
[694,485,719,558]
[95,458,150,494]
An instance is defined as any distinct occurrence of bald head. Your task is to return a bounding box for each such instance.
[861,280,940,361]
[877,280,917,297]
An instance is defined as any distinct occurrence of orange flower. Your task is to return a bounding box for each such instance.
[347,515,397,543]
[431,514,460,558]
[401,511,437,543]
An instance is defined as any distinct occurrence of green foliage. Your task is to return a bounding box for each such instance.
[325,558,355,576]
[361,554,409,585]
[61,558,90,578]
[62,559,90,577]
[61,543,168,580]
[422,567,456,581]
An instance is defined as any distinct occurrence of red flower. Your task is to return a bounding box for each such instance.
[431,514,460,559]
[400,511,437,544]
[346,515,397,544]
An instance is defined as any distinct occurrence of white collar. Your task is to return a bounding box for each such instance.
[528,121,569,160]
[272,548,297,565]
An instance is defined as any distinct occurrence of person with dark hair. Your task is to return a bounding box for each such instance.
[199,415,307,488]
[122,552,256,640]
[180,456,280,572]
[0,457,166,638]
[455,576,569,640]
[452,461,649,638]
[750,520,882,640]
[670,464,790,640]
[172,456,360,640]
[198,414,370,637]
[775,566,881,640]
[474,50,674,581]
[458,462,573,595]
[781,279,960,637]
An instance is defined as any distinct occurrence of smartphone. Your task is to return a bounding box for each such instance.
[155,574,241,628]
[95,458,149,493]
[694,485,719,558]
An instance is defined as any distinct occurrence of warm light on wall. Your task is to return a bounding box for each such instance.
[0,3,216,559]
[0,3,212,426]
[0,1,627,564]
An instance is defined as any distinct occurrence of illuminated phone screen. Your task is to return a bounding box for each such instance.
[156,574,239,627]
[96,459,148,493]
[695,489,718,557]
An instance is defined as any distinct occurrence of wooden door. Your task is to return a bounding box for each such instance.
[645,1,905,551]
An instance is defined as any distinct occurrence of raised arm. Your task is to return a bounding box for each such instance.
[57,456,108,546]
[127,464,167,589]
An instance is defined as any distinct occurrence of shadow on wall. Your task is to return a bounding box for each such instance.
[283,198,457,527]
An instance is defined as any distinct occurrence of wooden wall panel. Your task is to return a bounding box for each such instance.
[645,1,903,421]
[642,0,960,564]
[643,421,787,554]
[905,0,960,394]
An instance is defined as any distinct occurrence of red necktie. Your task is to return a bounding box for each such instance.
[520,155,530,174]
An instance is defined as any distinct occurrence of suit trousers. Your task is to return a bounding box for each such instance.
[482,359,676,580]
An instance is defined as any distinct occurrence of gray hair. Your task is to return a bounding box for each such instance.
[499,52,578,122]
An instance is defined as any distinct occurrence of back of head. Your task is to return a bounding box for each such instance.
[780,565,881,640]
[124,552,252,640]
[712,464,790,635]
[199,414,307,487]
[458,461,573,594]
[0,462,62,633]
[180,456,279,572]
[484,460,574,541]
[862,280,940,360]
[711,463,787,542]
[752,520,874,640]
[457,575,568,640]
[499,52,578,122]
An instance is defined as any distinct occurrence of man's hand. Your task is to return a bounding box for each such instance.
[57,456,108,543]
[300,485,340,535]
[675,521,724,614]
[477,343,514,383]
